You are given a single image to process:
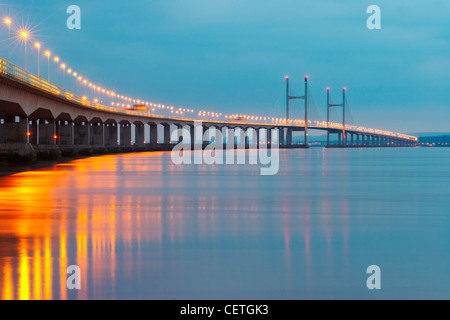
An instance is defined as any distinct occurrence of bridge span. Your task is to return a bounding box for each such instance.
[0,58,417,162]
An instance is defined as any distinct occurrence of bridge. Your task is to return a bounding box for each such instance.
[0,56,417,162]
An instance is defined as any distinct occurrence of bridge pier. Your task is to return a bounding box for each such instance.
[244,128,250,148]
[105,122,118,147]
[149,123,158,145]
[286,127,292,146]
[0,116,36,162]
[27,120,38,144]
[57,121,73,145]
[38,120,56,145]
[279,128,284,146]
[162,124,170,144]
[89,122,104,147]
[120,122,132,147]
[267,128,272,145]
[1,116,28,143]
[255,128,260,147]
[189,124,195,149]
[134,122,145,146]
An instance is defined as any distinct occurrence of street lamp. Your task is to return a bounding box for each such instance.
[34,42,41,77]
[20,31,28,70]
[54,57,59,85]
[61,63,66,88]
[4,18,11,61]
[45,51,51,82]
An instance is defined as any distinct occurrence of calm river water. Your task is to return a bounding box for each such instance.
[0,147,449,299]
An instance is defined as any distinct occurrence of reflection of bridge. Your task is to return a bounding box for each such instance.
[0,58,417,161]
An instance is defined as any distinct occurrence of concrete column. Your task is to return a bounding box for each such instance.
[105,123,118,147]
[3,116,28,143]
[28,120,37,144]
[149,124,158,144]
[39,120,56,145]
[221,127,227,145]
[286,127,292,145]
[0,119,4,143]
[135,124,145,146]
[226,127,235,148]
[58,121,73,145]
[255,128,260,146]
[120,124,132,146]
[175,126,183,144]
[338,132,342,145]
[267,128,272,145]
[202,126,209,144]
[187,125,195,149]
[279,128,284,146]
[163,124,171,144]
[90,123,104,146]
[351,133,354,146]
[74,122,89,145]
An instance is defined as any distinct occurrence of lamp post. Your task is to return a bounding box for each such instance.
[61,63,66,88]
[45,51,51,82]
[20,31,28,70]
[35,43,41,77]
[54,57,59,85]
[4,18,11,60]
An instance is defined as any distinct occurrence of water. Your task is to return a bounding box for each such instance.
[0,148,449,300]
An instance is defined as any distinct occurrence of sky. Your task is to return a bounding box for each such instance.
[0,0,449,133]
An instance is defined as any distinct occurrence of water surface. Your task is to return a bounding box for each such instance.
[0,148,449,299]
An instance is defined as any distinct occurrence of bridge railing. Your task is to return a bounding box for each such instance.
[0,57,199,122]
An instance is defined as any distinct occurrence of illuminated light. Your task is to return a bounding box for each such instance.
[61,64,66,69]
[73,72,77,76]
[343,87,347,91]
[27,132,31,136]
[78,76,82,81]
[67,69,72,73]
[83,80,87,84]
[53,135,58,140]
[4,18,11,25]
[305,75,309,80]
[45,51,51,57]
[54,57,60,62]
[20,31,28,39]
[285,75,289,80]
[82,96,86,100]
[35,42,40,49]
[327,87,330,91]
[94,99,98,103]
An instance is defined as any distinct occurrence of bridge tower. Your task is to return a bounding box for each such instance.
[326,87,346,147]
[285,75,308,146]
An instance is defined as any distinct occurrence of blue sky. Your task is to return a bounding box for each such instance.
[1,0,449,133]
